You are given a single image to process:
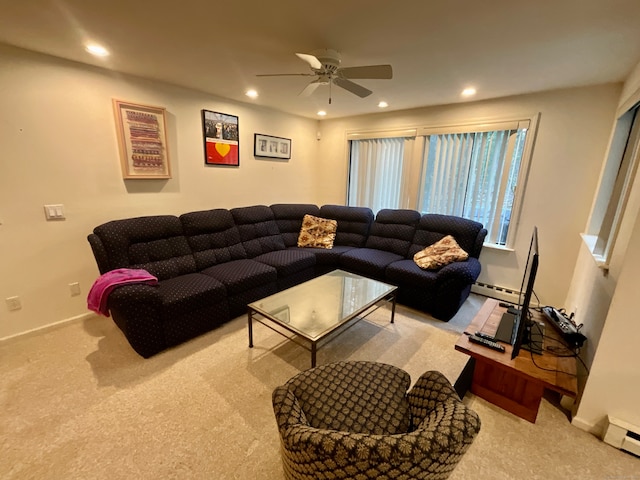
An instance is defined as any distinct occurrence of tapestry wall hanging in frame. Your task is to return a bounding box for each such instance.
[202,110,239,166]
[254,133,291,160]
[112,99,171,179]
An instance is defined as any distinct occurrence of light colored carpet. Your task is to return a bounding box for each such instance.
[2,294,638,479]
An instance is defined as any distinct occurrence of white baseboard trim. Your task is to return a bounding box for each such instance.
[571,416,604,437]
[0,311,96,343]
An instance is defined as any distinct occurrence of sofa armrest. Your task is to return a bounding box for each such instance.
[87,233,111,274]
[407,370,461,426]
[437,257,481,284]
[107,284,165,358]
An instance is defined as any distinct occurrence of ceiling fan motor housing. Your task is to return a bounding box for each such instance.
[311,49,341,75]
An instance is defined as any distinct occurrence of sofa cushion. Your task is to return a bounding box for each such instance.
[253,249,316,277]
[410,214,486,259]
[413,235,469,270]
[93,215,197,280]
[180,209,247,270]
[297,214,337,249]
[201,259,277,295]
[365,209,421,257]
[157,273,226,317]
[231,205,286,257]
[386,259,439,288]
[339,248,404,280]
[291,245,355,266]
[319,205,374,247]
[271,203,321,247]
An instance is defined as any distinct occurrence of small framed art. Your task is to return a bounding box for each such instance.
[202,110,239,166]
[113,99,171,179]
[254,133,291,160]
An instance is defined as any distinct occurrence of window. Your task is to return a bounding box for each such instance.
[586,104,640,266]
[346,118,537,247]
[418,124,530,246]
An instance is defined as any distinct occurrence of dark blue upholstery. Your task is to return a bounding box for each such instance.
[340,209,420,280]
[88,203,488,357]
[232,205,315,290]
[318,205,373,247]
[270,203,320,247]
[181,208,279,318]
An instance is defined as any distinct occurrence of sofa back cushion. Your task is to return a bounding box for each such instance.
[318,204,374,247]
[365,209,421,257]
[409,214,487,258]
[180,209,248,270]
[230,205,286,257]
[270,203,321,247]
[92,215,197,280]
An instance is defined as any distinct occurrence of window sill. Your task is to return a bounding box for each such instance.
[580,234,609,271]
[482,243,515,252]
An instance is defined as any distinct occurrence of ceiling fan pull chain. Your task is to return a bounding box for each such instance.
[329,80,332,104]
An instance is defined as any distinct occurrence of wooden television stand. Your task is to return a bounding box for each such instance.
[455,298,578,423]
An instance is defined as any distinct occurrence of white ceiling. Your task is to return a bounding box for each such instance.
[1,0,640,120]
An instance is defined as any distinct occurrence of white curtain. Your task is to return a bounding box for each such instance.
[348,138,405,213]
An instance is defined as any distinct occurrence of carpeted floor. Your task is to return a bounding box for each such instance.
[2,294,638,479]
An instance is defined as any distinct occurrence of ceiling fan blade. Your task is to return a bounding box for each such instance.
[256,73,315,77]
[332,77,372,98]
[339,64,393,79]
[295,53,322,70]
[299,80,322,97]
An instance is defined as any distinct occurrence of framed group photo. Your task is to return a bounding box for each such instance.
[254,133,291,160]
[202,110,239,166]
[113,99,171,179]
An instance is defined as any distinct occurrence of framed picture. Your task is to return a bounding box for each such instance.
[254,133,291,160]
[112,99,171,179]
[202,110,239,166]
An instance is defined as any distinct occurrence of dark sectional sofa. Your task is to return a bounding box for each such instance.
[88,204,487,357]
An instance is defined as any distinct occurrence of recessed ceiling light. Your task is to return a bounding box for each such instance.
[317,110,327,116]
[85,44,109,57]
[245,89,258,98]
[461,87,476,97]
[378,101,389,108]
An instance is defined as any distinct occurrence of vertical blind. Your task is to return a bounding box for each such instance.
[348,137,405,213]
[420,129,526,245]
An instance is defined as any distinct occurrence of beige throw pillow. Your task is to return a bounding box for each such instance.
[297,214,337,249]
[413,235,469,270]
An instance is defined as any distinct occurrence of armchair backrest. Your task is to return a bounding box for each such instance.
[365,209,421,257]
[180,208,247,270]
[91,215,196,280]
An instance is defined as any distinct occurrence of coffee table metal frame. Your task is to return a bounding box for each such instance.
[247,270,397,367]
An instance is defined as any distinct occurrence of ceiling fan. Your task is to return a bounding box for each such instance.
[256,49,393,103]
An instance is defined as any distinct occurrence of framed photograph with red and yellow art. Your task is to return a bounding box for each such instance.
[201,109,239,166]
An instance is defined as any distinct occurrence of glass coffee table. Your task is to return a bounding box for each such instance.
[248,269,397,367]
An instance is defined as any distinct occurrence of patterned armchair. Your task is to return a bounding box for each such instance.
[272,361,481,480]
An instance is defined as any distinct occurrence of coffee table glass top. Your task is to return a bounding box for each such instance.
[247,270,396,340]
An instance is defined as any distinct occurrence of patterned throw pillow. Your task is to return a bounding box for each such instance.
[297,214,337,249]
[413,235,469,270]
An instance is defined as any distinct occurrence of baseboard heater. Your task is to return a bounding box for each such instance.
[472,282,520,304]
[603,416,640,457]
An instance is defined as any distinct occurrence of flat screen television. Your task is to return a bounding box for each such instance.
[494,226,542,359]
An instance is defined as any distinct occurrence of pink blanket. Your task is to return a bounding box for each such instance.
[87,268,158,317]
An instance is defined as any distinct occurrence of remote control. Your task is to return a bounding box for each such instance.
[468,334,506,352]
[474,331,497,342]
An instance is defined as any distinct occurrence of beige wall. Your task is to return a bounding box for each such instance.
[316,86,621,307]
[0,45,319,339]
[570,60,640,434]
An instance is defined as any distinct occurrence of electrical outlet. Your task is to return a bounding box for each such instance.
[6,296,22,311]
[69,282,81,296]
